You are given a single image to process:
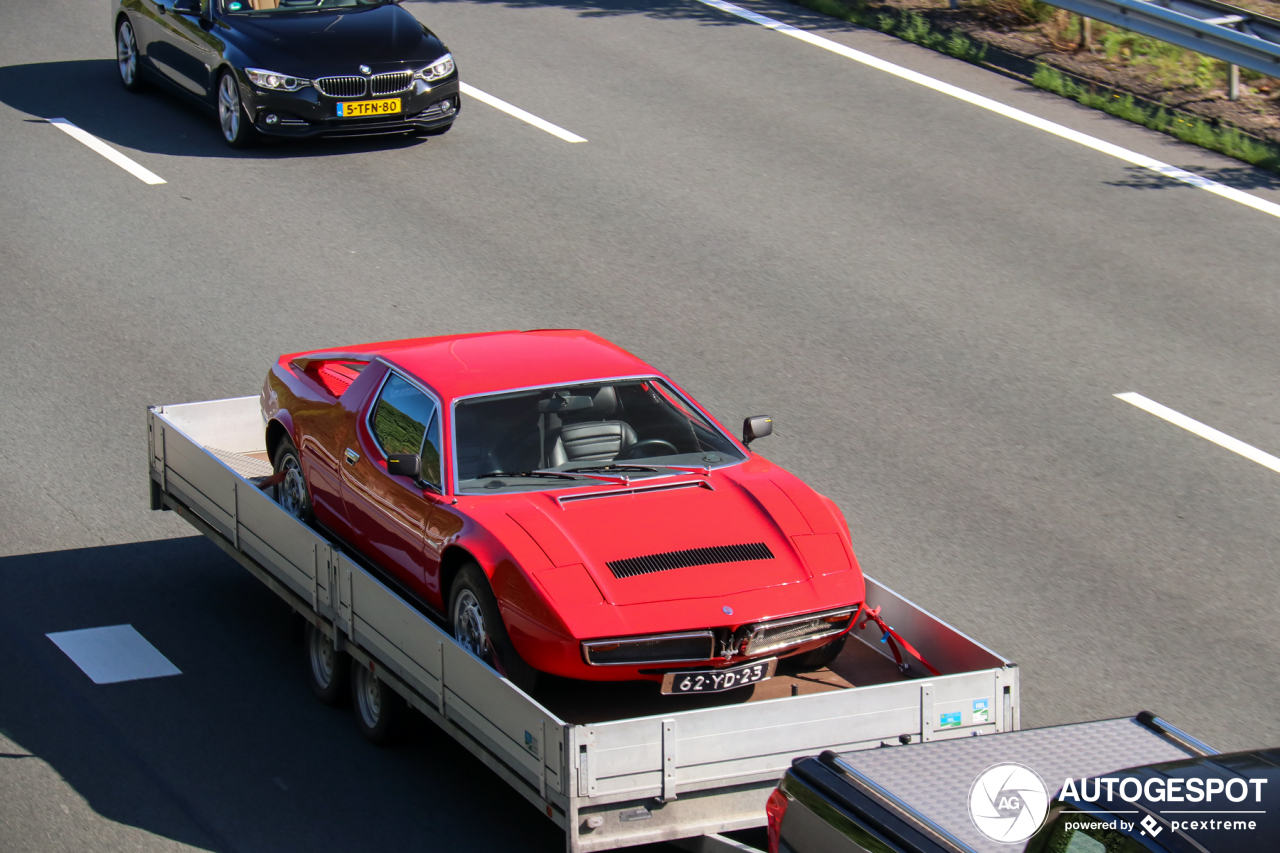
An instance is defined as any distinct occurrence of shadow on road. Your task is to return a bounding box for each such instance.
[0,59,434,160]
[0,537,568,852]
[1104,164,1280,193]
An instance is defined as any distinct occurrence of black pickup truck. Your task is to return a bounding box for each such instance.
[767,713,1278,853]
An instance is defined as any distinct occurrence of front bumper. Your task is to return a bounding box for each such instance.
[241,76,460,138]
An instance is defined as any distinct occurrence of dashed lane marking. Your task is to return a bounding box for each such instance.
[690,0,1280,221]
[46,625,181,684]
[47,118,166,185]
[460,83,587,143]
[1115,392,1280,474]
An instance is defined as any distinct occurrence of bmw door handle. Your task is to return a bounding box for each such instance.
[345,448,360,465]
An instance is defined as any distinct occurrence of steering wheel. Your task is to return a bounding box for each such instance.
[616,439,679,461]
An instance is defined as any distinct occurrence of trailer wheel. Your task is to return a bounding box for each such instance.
[351,661,400,745]
[273,436,313,523]
[790,633,848,670]
[306,621,348,705]
[449,563,539,694]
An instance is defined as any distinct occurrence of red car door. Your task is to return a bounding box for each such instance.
[340,371,444,592]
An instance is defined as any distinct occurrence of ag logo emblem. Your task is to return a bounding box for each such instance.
[968,763,1049,843]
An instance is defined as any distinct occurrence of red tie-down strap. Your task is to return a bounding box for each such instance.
[851,603,941,677]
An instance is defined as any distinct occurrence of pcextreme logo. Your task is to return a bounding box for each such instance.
[968,763,1050,843]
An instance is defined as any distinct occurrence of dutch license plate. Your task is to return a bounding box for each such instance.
[660,658,777,695]
[337,98,401,117]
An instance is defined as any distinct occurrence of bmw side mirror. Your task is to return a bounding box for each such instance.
[386,453,421,479]
[742,415,773,447]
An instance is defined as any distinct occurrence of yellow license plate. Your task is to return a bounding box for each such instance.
[336,98,401,117]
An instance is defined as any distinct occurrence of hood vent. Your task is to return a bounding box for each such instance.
[607,542,774,580]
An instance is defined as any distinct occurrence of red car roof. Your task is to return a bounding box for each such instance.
[288,329,658,400]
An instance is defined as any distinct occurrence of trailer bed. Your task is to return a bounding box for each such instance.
[148,396,1022,851]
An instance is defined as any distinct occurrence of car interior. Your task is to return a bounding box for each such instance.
[453,379,743,485]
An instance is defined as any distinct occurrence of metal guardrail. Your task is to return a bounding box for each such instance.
[1045,0,1280,79]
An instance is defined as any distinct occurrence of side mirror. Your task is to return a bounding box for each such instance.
[742,415,773,447]
[386,453,421,479]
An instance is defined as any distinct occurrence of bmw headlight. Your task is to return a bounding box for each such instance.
[246,68,310,91]
[417,53,454,82]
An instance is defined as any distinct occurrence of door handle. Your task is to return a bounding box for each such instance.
[345,448,360,465]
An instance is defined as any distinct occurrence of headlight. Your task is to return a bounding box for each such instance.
[246,68,310,91]
[417,53,454,82]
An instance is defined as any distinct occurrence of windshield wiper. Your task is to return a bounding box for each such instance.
[478,469,630,485]
[565,464,710,476]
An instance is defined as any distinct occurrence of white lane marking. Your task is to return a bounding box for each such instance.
[47,118,166,185]
[691,0,1280,221]
[459,83,587,143]
[1115,392,1280,475]
[46,624,182,684]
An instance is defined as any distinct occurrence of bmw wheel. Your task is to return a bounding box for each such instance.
[116,19,144,92]
[448,563,539,694]
[217,71,256,148]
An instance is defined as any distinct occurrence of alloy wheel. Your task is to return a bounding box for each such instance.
[218,74,241,142]
[117,22,137,86]
[452,589,489,658]
[279,454,307,519]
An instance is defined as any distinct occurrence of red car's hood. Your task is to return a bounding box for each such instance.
[495,465,863,618]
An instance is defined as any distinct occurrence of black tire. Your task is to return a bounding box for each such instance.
[272,436,313,523]
[217,71,257,148]
[448,563,539,694]
[116,18,146,93]
[305,622,348,705]
[351,660,401,745]
[789,633,848,670]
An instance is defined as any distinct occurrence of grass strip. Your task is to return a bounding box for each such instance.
[790,0,1280,173]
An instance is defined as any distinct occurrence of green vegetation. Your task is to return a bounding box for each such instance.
[1032,64,1280,170]
[791,0,1280,172]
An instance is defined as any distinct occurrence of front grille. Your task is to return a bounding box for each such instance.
[742,610,855,657]
[583,631,715,666]
[607,542,774,580]
[370,71,412,95]
[314,76,366,98]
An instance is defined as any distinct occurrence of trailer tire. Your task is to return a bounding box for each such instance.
[449,563,539,695]
[351,660,401,745]
[790,633,848,670]
[273,436,313,523]
[306,621,348,705]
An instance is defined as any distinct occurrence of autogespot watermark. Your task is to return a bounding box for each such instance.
[967,766,1270,843]
[968,763,1050,843]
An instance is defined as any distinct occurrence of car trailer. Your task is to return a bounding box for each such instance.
[148,395,1021,852]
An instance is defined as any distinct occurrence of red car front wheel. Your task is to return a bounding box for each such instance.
[449,563,539,695]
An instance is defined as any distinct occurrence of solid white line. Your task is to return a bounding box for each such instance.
[459,83,587,143]
[1115,392,1280,474]
[691,0,1280,220]
[47,118,166,185]
[47,624,182,684]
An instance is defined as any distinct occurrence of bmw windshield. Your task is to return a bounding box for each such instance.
[453,379,746,494]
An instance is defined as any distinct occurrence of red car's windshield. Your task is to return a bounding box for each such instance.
[452,379,745,493]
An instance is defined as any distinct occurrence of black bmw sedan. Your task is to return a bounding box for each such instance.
[112,0,459,146]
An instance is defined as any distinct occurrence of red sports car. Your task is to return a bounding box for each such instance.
[261,330,866,693]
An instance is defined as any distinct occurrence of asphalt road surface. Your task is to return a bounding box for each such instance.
[3,0,1280,850]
